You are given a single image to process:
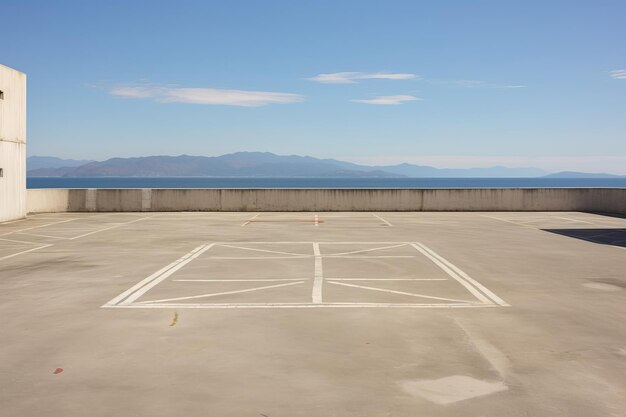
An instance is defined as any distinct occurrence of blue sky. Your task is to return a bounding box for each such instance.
[2,0,625,173]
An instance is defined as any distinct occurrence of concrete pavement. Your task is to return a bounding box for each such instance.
[1,211,625,416]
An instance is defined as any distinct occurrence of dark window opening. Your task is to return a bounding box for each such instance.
[0,90,4,100]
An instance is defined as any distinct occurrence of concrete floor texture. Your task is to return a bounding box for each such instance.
[0,211,624,417]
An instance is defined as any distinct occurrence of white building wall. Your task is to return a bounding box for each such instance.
[0,64,27,222]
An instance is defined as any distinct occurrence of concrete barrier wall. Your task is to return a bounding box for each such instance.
[26,188,626,213]
[0,64,27,222]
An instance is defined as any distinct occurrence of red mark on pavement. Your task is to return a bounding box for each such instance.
[53,368,63,374]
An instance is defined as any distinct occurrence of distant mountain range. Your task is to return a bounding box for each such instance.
[542,171,624,179]
[25,153,623,178]
[27,156,96,171]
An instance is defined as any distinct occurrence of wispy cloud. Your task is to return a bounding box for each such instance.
[610,70,626,79]
[109,84,304,107]
[351,95,421,105]
[308,72,418,84]
[432,79,526,89]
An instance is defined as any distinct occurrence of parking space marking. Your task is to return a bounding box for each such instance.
[218,244,308,257]
[327,281,475,303]
[372,213,393,226]
[0,216,158,262]
[241,213,260,226]
[324,243,408,257]
[0,244,52,261]
[556,216,593,224]
[17,232,69,240]
[207,256,311,260]
[174,278,307,282]
[111,303,501,309]
[103,243,216,307]
[67,216,152,240]
[481,214,604,229]
[0,218,79,236]
[138,281,305,304]
[312,243,323,303]
[327,278,447,281]
[105,241,509,309]
[0,237,44,245]
[480,215,538,229]
[411,243,509,306]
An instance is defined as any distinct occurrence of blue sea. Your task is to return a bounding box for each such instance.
[27,177,626,189]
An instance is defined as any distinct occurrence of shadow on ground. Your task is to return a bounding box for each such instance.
[543,228,626,248]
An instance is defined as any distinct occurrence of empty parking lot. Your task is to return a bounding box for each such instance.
[1,211,625,416]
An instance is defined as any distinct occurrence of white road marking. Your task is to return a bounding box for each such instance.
[104,240,508,310]
[411,243,509,306]
[138,281,305,304]
[324,243,408,256]
[557,216,593,224]
[211,241,407,244]
[326,255,415,259]
[0,237,42,245]
[173,279,307,282]
[0,218,28,224]
[312,242,323,303]
[327,281,474,303]
[326,278,447,281]
[479,215,536,229]
[410,242,492,304]
[241,213,260,226]
[16,232,69,240]
[314,214,319,227]
[0,218,79,236]
[217,244,308,256]
[68,216,151,240]
[372,213,393,226]
[0,244,52,261]
[207,256,311,260]
[106,302,500,309]
[102,243,215,307]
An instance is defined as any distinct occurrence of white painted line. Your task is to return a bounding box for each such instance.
[0,218,79,237]
[410,243,492,305]
[0,218,28,225]
[68,216,151,240]
[0,244,52,262]
[479,215,536,229]
[102,243,215,307]
[372,213,393,226]
[324,243,408,257]
[241,213,260,226]
[314,214,319,227]
[312,242,323,303]
[327,255,415,259]
[173,279,308,282]
[556,216,593,224]
[412,243,509,306]
[16,232,69,240]
[138,281,305,304]
[213,241,408,244]
[327,281,474,303]
[217,244,308,257]
[0,237,42,245]
[326,278,447,281]
[207,256,311,260]
[105,302,499,309]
